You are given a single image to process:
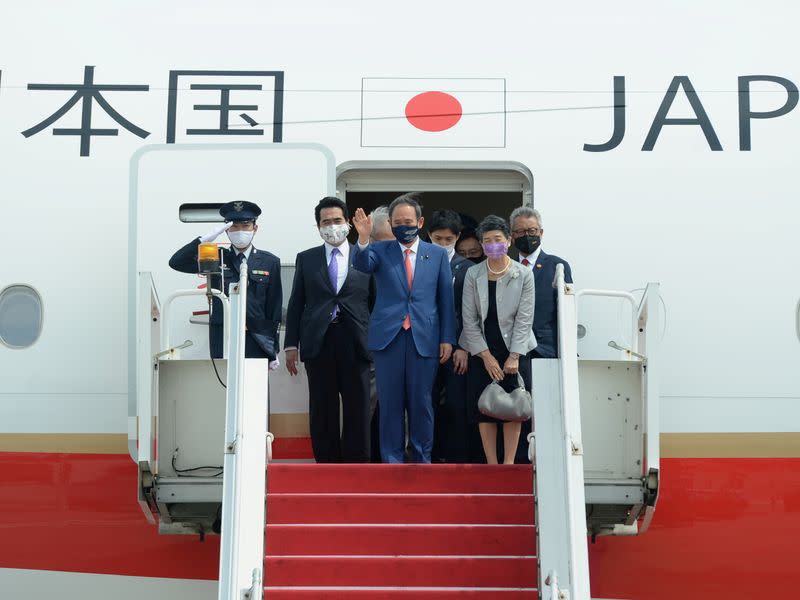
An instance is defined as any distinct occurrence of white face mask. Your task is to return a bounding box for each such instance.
[439,242,456,256]
[319,223,350,245]
[227,230,254,249]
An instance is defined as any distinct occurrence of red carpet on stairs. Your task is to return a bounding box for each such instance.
[264,464,537,599]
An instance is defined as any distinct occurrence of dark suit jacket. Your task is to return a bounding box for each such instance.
[169,239,282,359]
[450,253,470,350]
[353,240,456,357]
[513,249,573,358]
[284,244,374,362]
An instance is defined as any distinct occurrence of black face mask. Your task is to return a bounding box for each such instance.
[514,235,541,256]
[469,255,486,264]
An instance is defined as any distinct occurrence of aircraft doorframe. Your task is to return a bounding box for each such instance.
[336,160,534,207]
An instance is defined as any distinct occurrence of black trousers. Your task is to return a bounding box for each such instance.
[304,321,371,463]
[432,360,472,463]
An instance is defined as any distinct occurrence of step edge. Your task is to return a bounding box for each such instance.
[266,523,535,528]
[263,587,539,591]
[268,493,533,497]
[266,555,537,559]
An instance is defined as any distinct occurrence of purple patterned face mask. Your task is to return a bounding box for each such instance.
[482,241,508,259]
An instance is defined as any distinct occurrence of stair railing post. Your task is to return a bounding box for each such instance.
[532,264,591,600]
[218,260,268,600]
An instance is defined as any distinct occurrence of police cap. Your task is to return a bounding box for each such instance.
[219,200,262,222]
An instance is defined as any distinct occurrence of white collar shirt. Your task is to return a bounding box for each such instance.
[398,237,420,277]
[324,241,349,293]
[518,246,542,271]
[234,245,254,261]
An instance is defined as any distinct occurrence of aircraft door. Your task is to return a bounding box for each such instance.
[129,142,335,466]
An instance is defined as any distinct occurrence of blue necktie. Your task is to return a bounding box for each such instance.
[329,248,339,321]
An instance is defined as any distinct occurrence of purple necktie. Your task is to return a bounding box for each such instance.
[329,247,339,321]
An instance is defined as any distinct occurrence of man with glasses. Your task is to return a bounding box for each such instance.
[509,206,573,463]
[509,206,573,359]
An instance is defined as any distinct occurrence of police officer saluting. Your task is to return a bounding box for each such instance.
[169,200,282,361]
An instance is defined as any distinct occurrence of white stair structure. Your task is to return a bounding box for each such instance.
[127,146,661,600]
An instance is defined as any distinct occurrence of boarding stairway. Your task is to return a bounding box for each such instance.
[131,258,660,600]
[264,463,536,598]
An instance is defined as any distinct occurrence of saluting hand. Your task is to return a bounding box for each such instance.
[285,349,299,376]
[352,208,372,244]
[199,221,233,243]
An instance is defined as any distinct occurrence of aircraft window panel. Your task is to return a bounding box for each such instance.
[0,285,43,349]
[179,203,225,223]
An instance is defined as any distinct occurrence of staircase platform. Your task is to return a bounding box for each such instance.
[264,464,537,599]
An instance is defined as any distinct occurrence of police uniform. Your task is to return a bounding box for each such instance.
[168,201,282,359]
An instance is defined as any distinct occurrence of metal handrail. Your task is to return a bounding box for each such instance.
[160,288,229,356]
[796,297,800,342]
[218,264,247,600]
[218,262,257,600]
[575,288,639,354]
[533,263,591,600]
[217,261,268,600]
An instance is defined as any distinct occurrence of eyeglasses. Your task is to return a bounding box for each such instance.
[512,227,541,237]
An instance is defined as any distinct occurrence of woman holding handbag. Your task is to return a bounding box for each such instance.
[459,215,537,464]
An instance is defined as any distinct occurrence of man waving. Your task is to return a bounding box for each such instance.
[352,193,455,463]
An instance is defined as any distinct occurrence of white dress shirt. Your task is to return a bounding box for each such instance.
[398,238,420,277]
[234,245,254,261]
[518,246,542,271]
[325,241,349,292]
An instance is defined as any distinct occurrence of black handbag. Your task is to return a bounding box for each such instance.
[477,374,532,422]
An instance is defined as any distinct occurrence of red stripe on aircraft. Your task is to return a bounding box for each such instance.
[1,452,799,597]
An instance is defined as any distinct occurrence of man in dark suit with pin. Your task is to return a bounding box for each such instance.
[352,193,456,464]
[509,206,573,462]
[168,200,282,361]
[284,197,375,463]
[428,209,472,463]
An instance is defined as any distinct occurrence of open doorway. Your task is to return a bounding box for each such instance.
[337,162,533,243]
[345,191,522,238]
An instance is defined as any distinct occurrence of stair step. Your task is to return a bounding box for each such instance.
[264,556,537,587]
[266,524,536,556]
[263,588,538,599]
[271,437,315,460]
[267,493,534,525]
[267,464,533,494]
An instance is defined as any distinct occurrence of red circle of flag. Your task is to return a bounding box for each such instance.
[405,91,463,132]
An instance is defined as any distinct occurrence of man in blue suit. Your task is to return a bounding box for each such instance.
[509,206,574,359]
[510,206,573,464]
[352,194,456,463]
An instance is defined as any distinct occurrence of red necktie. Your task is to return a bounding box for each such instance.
[402,248,413,330]
[521,258,530,266]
